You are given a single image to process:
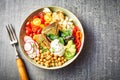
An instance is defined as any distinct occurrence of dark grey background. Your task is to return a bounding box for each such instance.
[0,0,120,80]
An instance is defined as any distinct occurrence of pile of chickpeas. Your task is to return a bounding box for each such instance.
[33,50,67,67]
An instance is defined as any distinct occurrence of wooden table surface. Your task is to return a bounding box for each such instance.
[0,0,120,80]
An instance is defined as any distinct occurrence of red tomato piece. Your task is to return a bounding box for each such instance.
[32,26,39,33]
[38,12,44,19]
[33,15,39,19]
[41,18,45,24]
[45,23,49,26]
[72,26,79,37]
[75,26,79,31]
[37,28,42,34]
[33,33,36,36]
[25,27,31,30]
[73,26,77,32]
[72,32,76,37]
[25,27,32,33]
[26,29,31,35]
[26,21,31,27]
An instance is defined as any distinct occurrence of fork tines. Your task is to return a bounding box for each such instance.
[6,24,17,44]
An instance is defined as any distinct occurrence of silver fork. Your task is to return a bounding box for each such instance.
[6,24,29,80]
[6,24,19,57]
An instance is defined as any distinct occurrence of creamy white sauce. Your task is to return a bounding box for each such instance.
[50,39,65,56]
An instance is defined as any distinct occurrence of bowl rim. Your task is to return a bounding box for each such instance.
[19,6,85,70]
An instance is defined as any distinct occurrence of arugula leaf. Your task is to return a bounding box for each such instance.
[58,37,64,45]
[47,34,58,40]
[60,30,72,38]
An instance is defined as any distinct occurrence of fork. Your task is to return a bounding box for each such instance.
[6,24,29,80]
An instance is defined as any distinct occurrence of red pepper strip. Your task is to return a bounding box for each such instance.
[74,39,77,44]
[76,42,81,53]
[72,30,76,37]
[76,39,80,44]
[76,31,81,38]
[77,31,82,39]
[74,26,79,31]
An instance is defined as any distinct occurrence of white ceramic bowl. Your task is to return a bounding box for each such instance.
[19,6,84,69]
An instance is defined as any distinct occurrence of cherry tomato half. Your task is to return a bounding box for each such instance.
[32,26,39,33]
[32,18,41,26]
[41,18,45,24]
[38,12,44,19]
[26,29,31,35]
[25,27,32,33]
[76,42,81,53]
[33,15,39,19]
[26,21,31,27]
[37,28,42,34]
[25,27,31,30]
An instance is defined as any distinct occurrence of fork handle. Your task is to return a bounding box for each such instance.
[16,58,29,80]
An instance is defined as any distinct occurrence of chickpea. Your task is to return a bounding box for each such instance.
[51,57,54,61]
[37,61,40,64]
[37,54,40,57]
[40,62,44,66]
[61,57,64,60]
[55,63,58,66]
[51,60,54,63]
[54,56,58,60]
[40,59,43,62]
[58,62,62,66]
[55,60,59,63]
[48,60,51,63]
[58,57,61,61]
[46,55,51,60]
[61,61,65,64]
[35,57,40,61]
[41,54,44,59]
[50,53,54,57]
[43,59,46,62]
[46,51,50,55]
[61,57,64,61]
[34,51,67,67]
[64,59,67,62]
[51,63,55,67]
[46,61,50,64]
[45,62,49,67]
